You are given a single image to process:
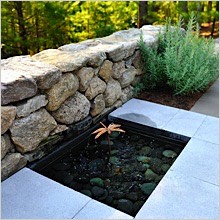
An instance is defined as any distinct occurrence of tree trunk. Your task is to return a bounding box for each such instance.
[138,1,148,28]
[14,1,28,54]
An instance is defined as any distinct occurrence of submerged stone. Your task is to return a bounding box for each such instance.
[90,177,104,188]
[140,182,157,195]
[162,149,177,158]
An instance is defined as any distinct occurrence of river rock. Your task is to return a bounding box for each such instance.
[155,175,164,184]
[1,153,27,181]
[126,192,140,202]
[76,67,95,92]
[10,108,57,153]
[144,168,158,181]
[85,76,106,100]
[98,60,113,82]
[109,191,125,200]
[149,158,163,173]
[1,106,17,134]
[139,146,152,156]
[52,91,90,124]
[117,199,134,215]
[120,85,134,103]
[133,201,145,213]
[1,133,15,160]
[162,150,177,158]
[140,182,157,195]
[109,156,120,165]
[90,94,105,117]
[91,186,105,198]
[112,61,126,79]
[46,73,79,111]
[161,164,171,173]
[80,189,92,197]
[88,158,106,172]
[137,156,151,163]
[118,66,137,88]
[90,177,104,188]
[104,78,122,107]
[16,95,48,118]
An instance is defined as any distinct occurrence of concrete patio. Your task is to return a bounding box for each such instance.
[2,99,219,219]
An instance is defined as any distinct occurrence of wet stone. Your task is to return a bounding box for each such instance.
[140,182,157,195]
[133,201,145,213]
[91,186,105,198]
[80,189,92,197]
[117,199,134,215]
[90,177,104,188]
[162,149,177,158]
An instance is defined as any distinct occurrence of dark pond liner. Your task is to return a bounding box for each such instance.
[29,117,190,217]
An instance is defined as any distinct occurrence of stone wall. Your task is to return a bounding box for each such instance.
[1,25,163,181]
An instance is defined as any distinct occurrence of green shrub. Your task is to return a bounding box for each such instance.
[138,15,219,95]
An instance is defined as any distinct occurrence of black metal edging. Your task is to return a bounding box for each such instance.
[108,116,190,146]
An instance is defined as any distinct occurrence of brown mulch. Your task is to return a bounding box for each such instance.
[136,86,206,111]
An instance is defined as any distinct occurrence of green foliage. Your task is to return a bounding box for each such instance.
[164,16,219,95]
[138,15,219,95]
[1,1,219,58]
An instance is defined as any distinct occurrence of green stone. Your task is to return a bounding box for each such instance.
[90,177,104,188]
[141,182,157,195]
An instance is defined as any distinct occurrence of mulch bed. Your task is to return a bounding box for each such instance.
[136,86,206,111]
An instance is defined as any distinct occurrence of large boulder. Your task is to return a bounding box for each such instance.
[76,67,95,92]
[45,73,79,111]
[52,91,91,124]
[98,60,113,82]
[1,106,17,134]
[16,95,48,118]
[104,78,122,107]
[118,67,137,88]
[10,109,57,153]
[1,56,61,90]
[1,134,15,160]
[90,94,105,117]
[1,153,27,181]
[85,76,106,100]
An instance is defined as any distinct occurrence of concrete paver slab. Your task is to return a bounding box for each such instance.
[135,170,219,219]
[109,98,179,129]
[73,199,133,219]
[193,115,219,144]
[170,137,219,185]
[162,109,206,137]
[1,168,91,219]
[190,79,219,117]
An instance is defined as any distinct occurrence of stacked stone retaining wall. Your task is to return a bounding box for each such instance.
[1,25,163,181]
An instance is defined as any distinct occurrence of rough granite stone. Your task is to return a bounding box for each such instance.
[76,67,95,92]
[120,85,134,103]
[1,56,61,90]
[52,92,91,124]
[1,106,17,134]
[85,76,106,100]
[1,153,27,181]
[98,60,113,82]
[46,73,79,111]
[104,78,122,107]
[16,95,48,118]
[1,134,15,160]
[1,69,37,105]
[10,109,57,153]
[32,49,88,72]
[90,94,105,117]
[112,61,126,79]
[118,67,137,88]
